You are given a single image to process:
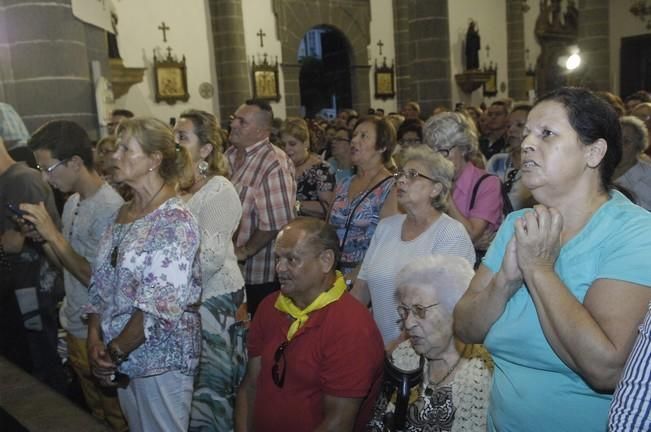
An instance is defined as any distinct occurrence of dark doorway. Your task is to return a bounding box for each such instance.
[298,26,352,118]
[620,34,651,99]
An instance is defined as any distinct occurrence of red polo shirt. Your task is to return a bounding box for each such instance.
[248,291,384,432]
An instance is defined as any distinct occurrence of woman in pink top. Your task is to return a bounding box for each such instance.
[423,112,503,258]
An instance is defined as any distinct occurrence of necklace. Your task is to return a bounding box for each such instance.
[68,199,81,239]
[110,182,167,268]
[294,153,312,171]
[424,356,462,390]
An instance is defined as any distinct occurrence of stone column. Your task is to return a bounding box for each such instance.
[0,0,101,134]
[206,0,251,123]
[577,0,609,90]
[406,0,451,115]
[393,0,410,108]
[506,0,527,101]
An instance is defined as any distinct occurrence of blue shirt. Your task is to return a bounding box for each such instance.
[483,191,651,432]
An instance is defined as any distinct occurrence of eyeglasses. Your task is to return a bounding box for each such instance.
[271,341,288,388]
[394,168,437,183]
[37,158,70,175]
[397,303,438,320]
[436,145,457,158]
[504,168,519,193]
[399,138,421,146]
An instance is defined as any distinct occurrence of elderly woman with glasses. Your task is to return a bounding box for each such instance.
[423,112,504,258]
[327,127,354,185]
[368,255,492,432]
[352,146,475,345]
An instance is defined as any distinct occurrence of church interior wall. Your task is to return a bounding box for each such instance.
[609,0,648,97]
[368,0,397,114]
[241,0,285,118]
[112,0,218,122]
[448,0,509,107]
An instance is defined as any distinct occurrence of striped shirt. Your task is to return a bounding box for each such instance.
[609,304,651,431]
[226,138,296,285]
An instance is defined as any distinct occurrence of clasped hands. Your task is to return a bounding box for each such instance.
[500,205,563,292]
[87,339,120,387]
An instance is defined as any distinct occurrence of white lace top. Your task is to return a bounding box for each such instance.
[185,176,245,299]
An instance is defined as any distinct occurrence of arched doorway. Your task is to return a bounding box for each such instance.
[298,26,352,118]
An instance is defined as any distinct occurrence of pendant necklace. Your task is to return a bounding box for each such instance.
[110,182,166,268]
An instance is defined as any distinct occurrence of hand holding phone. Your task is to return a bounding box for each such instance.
[6,203,34,227]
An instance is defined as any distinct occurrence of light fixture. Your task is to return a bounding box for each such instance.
[557,45,581,72]
[630,1,651,29]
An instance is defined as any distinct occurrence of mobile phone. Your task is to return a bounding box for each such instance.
[6,202,26,218]
[5,203,33,226]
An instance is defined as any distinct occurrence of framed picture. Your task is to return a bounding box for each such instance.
[252,55,280,102]
[483,65,498,97]
[153,49,189,104]
[374,58,395,99]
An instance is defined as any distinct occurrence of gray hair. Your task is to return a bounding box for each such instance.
[620,116,649,154]
[395,255,474,316]
[422,112,479,161]
[400,145,454,211]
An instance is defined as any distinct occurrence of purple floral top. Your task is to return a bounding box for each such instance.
[85,198,202,378]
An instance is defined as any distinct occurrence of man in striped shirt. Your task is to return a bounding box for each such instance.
[226,99,296,317]
[609,304,651,431]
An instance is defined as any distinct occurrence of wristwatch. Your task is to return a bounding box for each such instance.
[107,340,129,365]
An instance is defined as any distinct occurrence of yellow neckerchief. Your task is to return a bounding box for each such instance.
[274,271,346,341]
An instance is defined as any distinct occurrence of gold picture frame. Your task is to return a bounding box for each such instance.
[252,55,280,102]
[374,58,395,99]
[482,64,498,97]
[153,48,189,104]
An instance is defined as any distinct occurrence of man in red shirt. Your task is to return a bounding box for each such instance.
[235,218,384,432]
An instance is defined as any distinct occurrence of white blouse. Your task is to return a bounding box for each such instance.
[186,176,245,299]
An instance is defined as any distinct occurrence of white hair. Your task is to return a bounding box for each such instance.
[395,255,474,315]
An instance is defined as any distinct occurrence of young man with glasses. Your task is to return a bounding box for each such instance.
[20,120,126,430]
[236,218,384,432]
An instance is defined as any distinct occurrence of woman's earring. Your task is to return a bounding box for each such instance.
[198,160,209,178]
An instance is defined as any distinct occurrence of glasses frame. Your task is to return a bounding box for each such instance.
[436,145,457,158]
[271,340,289,388]
[397,303,439,321]
[394,168,437,184]
[38,158,70,175]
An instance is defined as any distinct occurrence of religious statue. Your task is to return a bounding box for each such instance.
[465,21,480,71]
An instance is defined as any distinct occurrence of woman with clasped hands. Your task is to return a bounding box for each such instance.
[454,87,651,431]
[85,118,202,432]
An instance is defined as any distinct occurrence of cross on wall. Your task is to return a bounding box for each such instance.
[158,22,170,43]
[257,28,266,48]
[377,40,384,56]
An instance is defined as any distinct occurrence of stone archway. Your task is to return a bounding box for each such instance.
[272,0,371,117]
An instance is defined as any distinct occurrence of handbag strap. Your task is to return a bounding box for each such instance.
[337,175,394,254]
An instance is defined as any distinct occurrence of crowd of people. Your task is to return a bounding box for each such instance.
[0,86,650,432]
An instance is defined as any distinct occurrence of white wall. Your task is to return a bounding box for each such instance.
[448,0,509,107]
[609,0,649,97]
[369,0,398,113]
[241,0,286,118]
[112,0,218,121]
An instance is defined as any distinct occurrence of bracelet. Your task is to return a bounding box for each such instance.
[107,340,129,365]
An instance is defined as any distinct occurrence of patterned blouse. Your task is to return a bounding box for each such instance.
[297,160,335,202]
[328,175,394,271]
[368,349,493,432]
[85,197,202,378]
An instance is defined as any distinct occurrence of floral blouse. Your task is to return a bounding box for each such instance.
[297,160,335,202]
[328,175,394,271]
[85,198,202,378]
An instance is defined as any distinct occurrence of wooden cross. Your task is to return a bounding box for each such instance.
[257,28,266,48]
[158,22,170,42]
[377,40,384,56]
[485,44,490,58]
